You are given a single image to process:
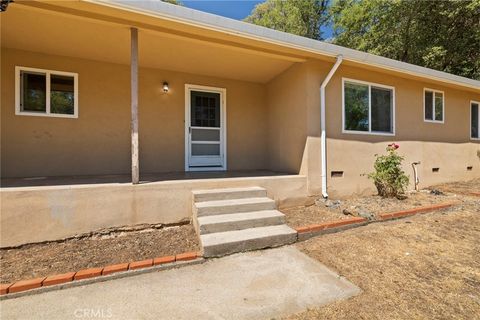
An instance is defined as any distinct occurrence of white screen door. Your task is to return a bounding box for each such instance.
[185,85,226,170]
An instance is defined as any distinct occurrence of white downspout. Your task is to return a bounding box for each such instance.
[321,55,343,198]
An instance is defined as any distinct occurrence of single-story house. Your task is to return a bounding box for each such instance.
[1,0,479,247]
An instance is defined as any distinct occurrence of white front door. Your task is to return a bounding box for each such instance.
[185,84,226,171]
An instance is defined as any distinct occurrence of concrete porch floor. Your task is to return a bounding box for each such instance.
[0,246,360,320]
[1,170,291,188]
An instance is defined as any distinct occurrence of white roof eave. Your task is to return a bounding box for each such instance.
[87,0,480,91]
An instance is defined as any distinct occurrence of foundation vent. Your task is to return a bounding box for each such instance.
[432,167,440,173]
[331,171,344,178]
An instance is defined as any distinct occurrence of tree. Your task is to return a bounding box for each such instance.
[0,0,13,12]
[330,0,480,80]
[245,0,329,40]
[162,0,182,5]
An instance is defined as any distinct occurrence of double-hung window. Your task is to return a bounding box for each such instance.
[15,66,78,118]
[342,78,395,135]
[424,88,444,123]
[472,101,480,140]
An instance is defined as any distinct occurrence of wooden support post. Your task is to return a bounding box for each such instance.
[130,27,139,184]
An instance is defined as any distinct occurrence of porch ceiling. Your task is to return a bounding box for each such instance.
[1,4,297,83]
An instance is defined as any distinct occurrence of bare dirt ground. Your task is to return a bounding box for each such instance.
[281,180,478,228]
[433,178,480,195]
[285,180,480,320]
[0,224,199,284]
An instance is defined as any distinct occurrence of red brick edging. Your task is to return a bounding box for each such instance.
[295,216,368,241]
[0,251,201,296]
[0,202,458,296]
[295,202,456,241]
[295,216,367,234]
[378,202,455,220]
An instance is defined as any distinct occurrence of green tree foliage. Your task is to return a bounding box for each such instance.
[245,0,329,40]
[162,0,183,5]
[330,0,480,80]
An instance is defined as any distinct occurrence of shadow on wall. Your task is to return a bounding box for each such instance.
[329,130,480,144]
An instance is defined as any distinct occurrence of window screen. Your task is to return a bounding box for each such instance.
[472,102,479,139]
[424,90,433,120]
[371,87,393,133]
[20,71,46,112]
[344,82,369,131]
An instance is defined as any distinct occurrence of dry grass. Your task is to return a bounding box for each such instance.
[282,203,353,227]
[433,178,480,195]
[285,195,480,319]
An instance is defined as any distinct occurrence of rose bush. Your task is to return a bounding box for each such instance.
[367,143,409,198]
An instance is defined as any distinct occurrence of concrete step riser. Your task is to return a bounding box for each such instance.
[196,202,276,217]
[202,233,297,257]
[199,215,285,234]
[194,190,267,202]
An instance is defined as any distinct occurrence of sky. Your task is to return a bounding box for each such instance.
[182,0,264,20]
[182,0,334,39]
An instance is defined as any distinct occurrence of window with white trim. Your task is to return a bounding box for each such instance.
[343,79,394,135]
[472,101,479,140]
[15,66,78,118]
[424,88,443,122]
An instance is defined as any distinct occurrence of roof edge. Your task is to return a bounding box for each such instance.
[86,0,479,91]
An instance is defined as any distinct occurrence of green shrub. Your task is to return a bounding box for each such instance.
[367,143,409,198]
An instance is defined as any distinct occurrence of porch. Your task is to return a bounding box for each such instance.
[1,172,308,247]
[1,2,320,247]
[2,1,313,182]
[0,170,289,188]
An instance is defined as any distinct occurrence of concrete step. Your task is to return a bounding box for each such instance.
[197,210,285,234]
[192,187,267,202]
[195,197,276,217]
[200,225,297,257]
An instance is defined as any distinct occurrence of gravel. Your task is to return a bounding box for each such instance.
[282,188,461,228]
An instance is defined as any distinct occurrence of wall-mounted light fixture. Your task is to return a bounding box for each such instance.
[163,82,169,93]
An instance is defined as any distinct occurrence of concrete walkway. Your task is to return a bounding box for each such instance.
[1,246,360,320]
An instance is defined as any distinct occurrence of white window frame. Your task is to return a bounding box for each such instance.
[423,88,444,123]
[342,78,396,136]
[471,100,480,141]
[15,66,79,119]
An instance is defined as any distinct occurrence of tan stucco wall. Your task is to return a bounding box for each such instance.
[1,48,268,178]
[304,60,480,197]
[264,59,480,197]
[0,175,308,247]
[266,62,309,174]
[265,62,328,195]
[2,48,479,246]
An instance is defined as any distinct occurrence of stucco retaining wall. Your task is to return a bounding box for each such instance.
[0,175,309,247]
